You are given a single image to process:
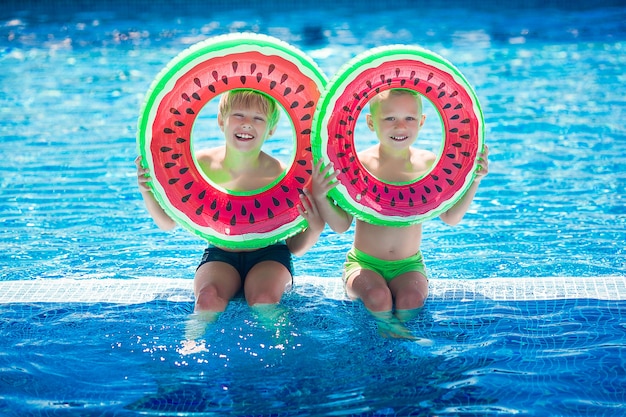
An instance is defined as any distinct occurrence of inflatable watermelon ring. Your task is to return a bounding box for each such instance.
[137,33,327,249]
[312,45,484,226]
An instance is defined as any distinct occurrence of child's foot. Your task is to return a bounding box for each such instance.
[178,339,208,355]
[371,310,417,340]
[377,322,418,340]
[392,308,434,345]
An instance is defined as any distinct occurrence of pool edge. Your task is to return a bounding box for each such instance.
[0,276,624,304]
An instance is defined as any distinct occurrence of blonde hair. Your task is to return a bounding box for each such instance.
[368,89,423,117]
[218,89,280,131]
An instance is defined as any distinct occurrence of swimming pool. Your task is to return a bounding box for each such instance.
[1,0,625,415]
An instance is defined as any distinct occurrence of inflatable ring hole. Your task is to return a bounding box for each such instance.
[353,89,444,185]
[190,90,297,196]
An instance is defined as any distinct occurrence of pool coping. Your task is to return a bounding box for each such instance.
[0,276,624,304]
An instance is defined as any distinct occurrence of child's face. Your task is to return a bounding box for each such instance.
[218,103,275,152]
[366,93,425,150]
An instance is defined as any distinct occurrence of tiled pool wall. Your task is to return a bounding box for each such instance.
[1,276,625,304]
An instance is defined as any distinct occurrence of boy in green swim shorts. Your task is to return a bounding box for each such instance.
[311,89,489,339]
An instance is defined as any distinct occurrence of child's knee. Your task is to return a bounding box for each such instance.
[363,285,393,312]
[395,288,427,310]
[195,285,228,312]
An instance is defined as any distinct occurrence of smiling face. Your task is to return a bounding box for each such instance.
[217,90,280,152]
[366,89,425,151]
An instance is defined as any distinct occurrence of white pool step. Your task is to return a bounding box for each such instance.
[0,276,624,304]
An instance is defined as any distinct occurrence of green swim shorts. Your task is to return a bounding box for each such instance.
[343,247,428,283]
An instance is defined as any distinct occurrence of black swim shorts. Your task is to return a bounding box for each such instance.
[197,243,294,284]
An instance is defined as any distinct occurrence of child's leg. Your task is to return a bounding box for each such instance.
[185,262,241,340]
[244,261,292,306]
[344,268,393,312]
[194,261,242,312]
[345,268,420,339]
[250,302,292,339]
[184,310,223,341]
[388,271,429,321]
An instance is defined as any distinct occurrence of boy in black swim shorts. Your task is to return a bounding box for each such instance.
[136,90,324,323]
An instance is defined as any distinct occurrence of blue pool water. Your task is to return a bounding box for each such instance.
[1,0,625,415]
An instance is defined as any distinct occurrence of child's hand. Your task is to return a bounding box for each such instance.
[298,188,325,235]
[135,155,152,193]
[311,160,340,202]
[475,144,489,182]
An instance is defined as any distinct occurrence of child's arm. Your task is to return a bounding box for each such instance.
[135,156,177,230]
[310,160,353,233]
[286,188,325,256]
[439,145,489,225]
